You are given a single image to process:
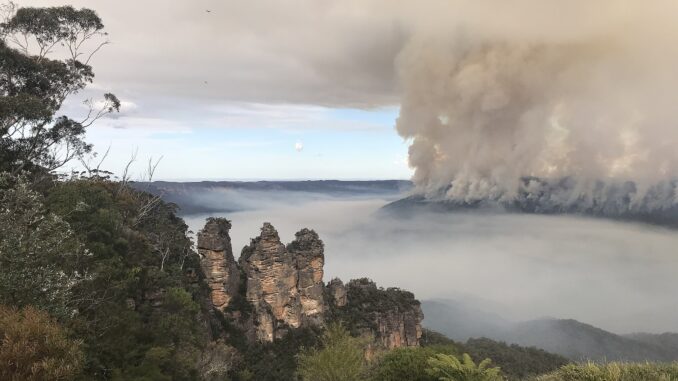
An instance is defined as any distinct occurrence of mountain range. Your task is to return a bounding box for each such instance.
[133,180,412,214]
[422,299,678,362]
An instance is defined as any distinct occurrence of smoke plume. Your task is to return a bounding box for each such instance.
[395,0,678,209]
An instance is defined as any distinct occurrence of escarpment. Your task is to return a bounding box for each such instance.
[198,219,422,348]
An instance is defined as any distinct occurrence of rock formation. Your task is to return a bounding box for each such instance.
[327,278,347,307]
[373,307,424,348]
[335,278,424,348]
[197,218,240,311]
[288,228,326,325]
[239,223,325,341]
[197,219,423,348]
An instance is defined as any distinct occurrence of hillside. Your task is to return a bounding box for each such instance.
[624,333,678,357]
[422,300,678,362]
[505,319,678,362]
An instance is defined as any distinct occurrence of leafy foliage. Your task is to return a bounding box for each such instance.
[0,174,82,318]
[196,339,240,381]
[0,2,118,175]
[369,346,455,381]
[420,329,568,381]
[44,179,209,380]
[0,305,84,381]
[297,323,370,381]
[235,326,321,381]
[463,338,568,381]
[535,362,678,381]
[426,353,504,381]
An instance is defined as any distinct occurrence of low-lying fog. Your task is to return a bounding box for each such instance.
[182,190,678,335]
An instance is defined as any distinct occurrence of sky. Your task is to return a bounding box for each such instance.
[18,0,678,186]
[18,0,414,180]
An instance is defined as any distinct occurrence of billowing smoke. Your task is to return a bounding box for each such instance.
[395,0,678,211]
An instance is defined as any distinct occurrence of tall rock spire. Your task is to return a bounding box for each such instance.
[197,218,240,311]
[239,223,326,342]
[288,228,325,325]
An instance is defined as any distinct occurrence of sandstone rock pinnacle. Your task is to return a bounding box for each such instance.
[197,218,240,311]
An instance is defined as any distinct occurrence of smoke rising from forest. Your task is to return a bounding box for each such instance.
[395,0,678,208]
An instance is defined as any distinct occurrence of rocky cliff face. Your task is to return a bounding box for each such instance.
[197,218,240,311]
[198,219,422,348]
[331,278,424,348]
[239,223,325,341]
[373,306,424,348]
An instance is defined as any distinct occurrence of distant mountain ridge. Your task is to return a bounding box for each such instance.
[133,180,412,214]
[506,319,678,362]
[422,299,678,362]
[383,177,678,228]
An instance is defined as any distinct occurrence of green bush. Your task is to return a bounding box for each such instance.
[238,326,320,381]
[426,353,504,381]
[370,347,439,381]
[297,323,370,381]
[536,362,678,381]
[463,338,568,380]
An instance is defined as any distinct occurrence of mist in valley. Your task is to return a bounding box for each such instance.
[181,189,678,336]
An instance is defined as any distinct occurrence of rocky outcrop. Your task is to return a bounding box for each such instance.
[373,306,424,348]
[197,218,240,311]
[239,223,325,341]
[288,228,325,325]
[334,278,424,348]
[197,219,422,349]
[327,278,347,307]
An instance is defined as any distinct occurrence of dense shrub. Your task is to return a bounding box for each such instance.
[464,338,568,381]
[426,353,504,381]
[0,175,83,318]
[297,323,370,381]
[369,347,442,381]
[420,329,568,381]
[0,305,84,381]
[238,326,321,381]
[536,362,678,381]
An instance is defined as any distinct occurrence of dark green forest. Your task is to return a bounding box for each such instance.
[1,3,678,381]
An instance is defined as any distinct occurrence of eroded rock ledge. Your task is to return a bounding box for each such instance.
[197,219,423,348]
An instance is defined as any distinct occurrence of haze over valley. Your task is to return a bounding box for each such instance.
[147,182,678,336]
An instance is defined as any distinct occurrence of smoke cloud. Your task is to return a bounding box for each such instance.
[395,0,678,206]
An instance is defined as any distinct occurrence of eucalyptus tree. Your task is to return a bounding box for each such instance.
[0,1,118,175]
